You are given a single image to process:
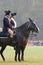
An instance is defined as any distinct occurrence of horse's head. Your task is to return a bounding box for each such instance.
[28,18,40,33]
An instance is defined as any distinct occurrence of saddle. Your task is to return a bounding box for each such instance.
[0,30,17,44]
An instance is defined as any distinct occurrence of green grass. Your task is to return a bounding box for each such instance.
[0,46,43,65]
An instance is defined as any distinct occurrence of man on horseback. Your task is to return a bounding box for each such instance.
[11,13,17,28]
[3,10,14,38]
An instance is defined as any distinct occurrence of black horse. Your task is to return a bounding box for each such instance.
[0,18,39,61]
[14,18,40,61]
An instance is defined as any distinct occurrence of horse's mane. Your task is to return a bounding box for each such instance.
[15,21,28,30]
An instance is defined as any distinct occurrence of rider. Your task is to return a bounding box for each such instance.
[3,10,14,38]
[11,13,17,28]
[11,13,17,49]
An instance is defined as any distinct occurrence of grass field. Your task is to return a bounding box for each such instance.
[0,46,43,65]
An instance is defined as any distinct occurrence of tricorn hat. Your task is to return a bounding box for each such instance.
[4,10,11,15]
[11,13,16,16]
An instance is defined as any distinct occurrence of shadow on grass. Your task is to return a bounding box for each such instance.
[0,60,43,63]
[24,60,43,63]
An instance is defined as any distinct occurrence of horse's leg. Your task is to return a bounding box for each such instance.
[21,48,24,61]
[14,43,18,61]
[14,49,17,61]
[0,45,6,61]
[18,46,21,61]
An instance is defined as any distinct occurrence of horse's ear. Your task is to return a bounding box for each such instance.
[29,18,33,23]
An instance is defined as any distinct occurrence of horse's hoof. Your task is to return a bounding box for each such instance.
[21,59,24,61]
[18,59,21,62]
[3,58,5,61]
[3,59,5,62]
[15,58,17,61]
